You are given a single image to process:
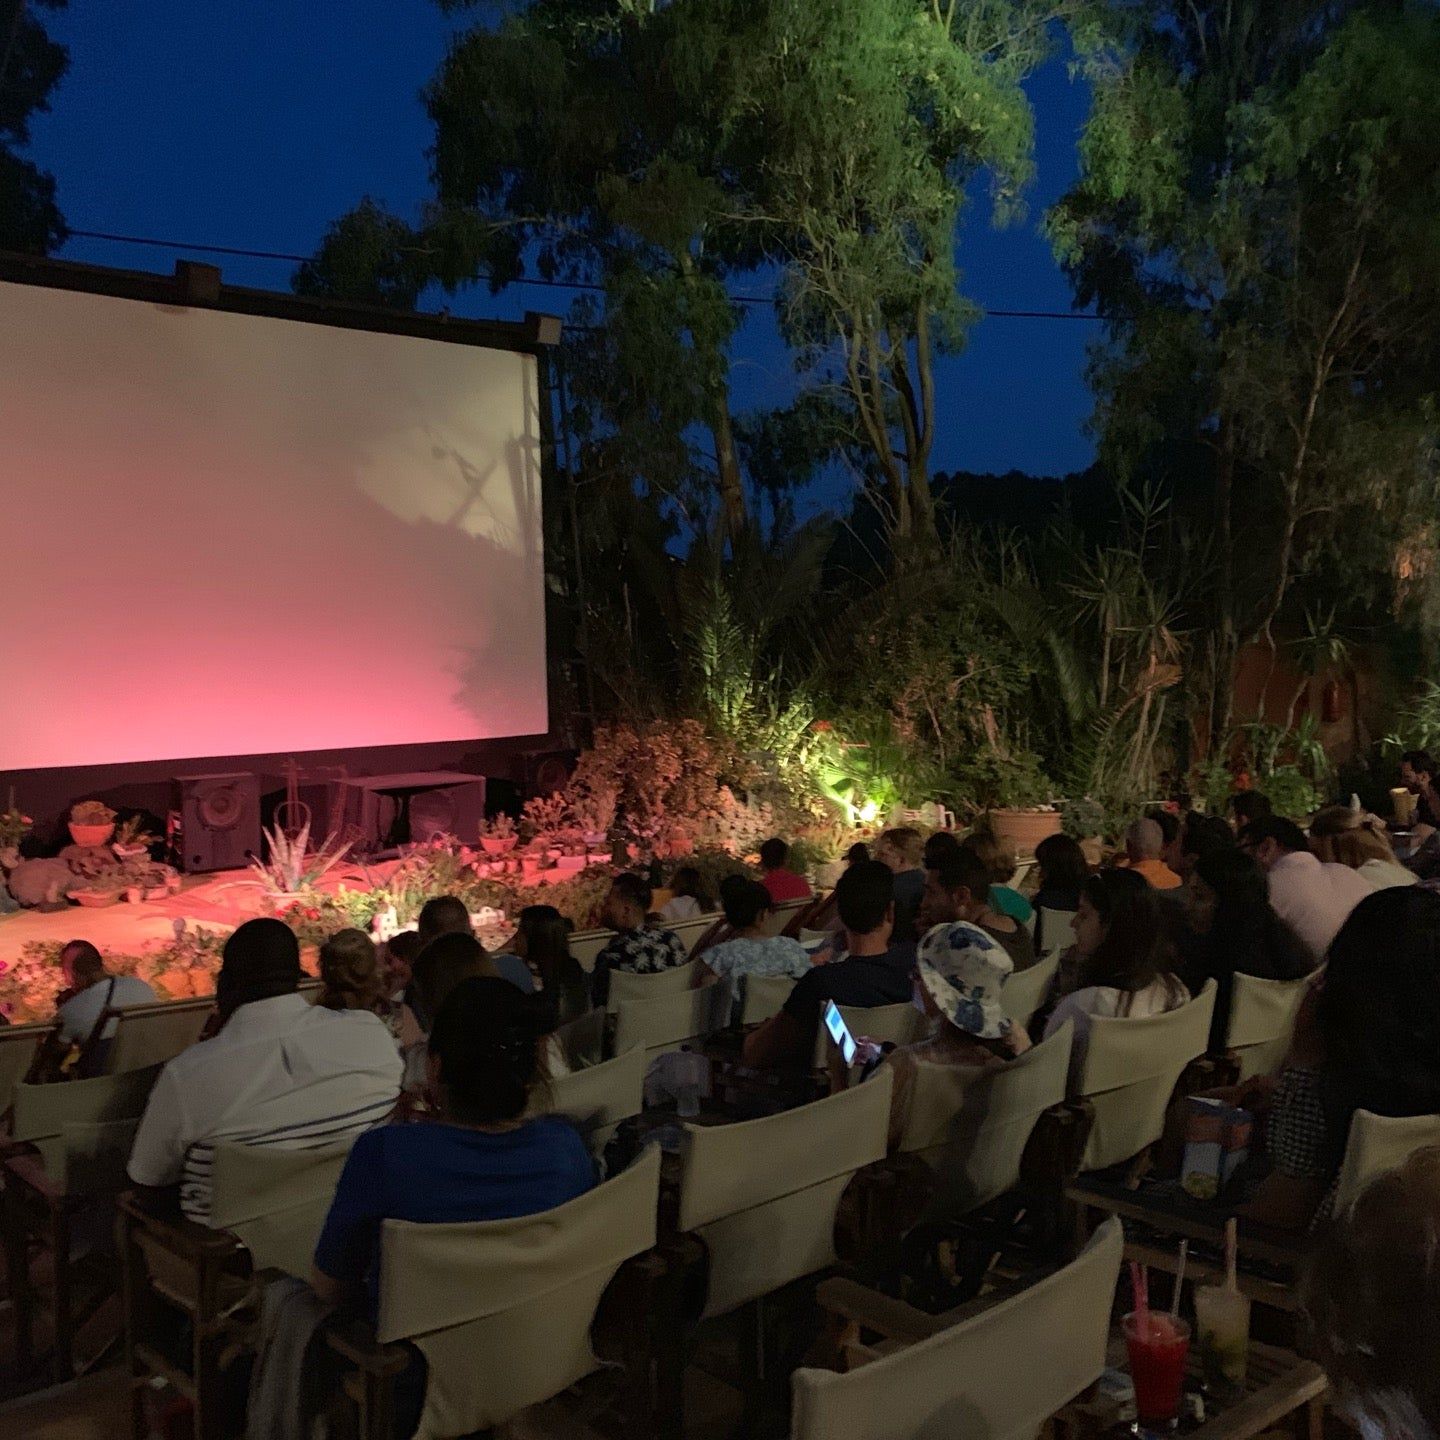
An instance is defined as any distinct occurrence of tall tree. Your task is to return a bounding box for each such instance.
[1052,1,1440,740]
[0,0,68,253]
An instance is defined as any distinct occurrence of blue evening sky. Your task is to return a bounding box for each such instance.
[26,4,1098,498]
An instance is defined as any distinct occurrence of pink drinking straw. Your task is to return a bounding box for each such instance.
[1130,1260,1150,1326]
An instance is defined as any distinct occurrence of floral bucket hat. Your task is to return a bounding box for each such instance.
[915,921,1014,1041]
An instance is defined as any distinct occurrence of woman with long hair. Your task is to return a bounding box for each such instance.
[1241,887,1440,1230]
[1044,869,1188,1078]
[1031,832,1089,952]
[1309,805,1417,890]
[1182,848,1315,1050]
[660,865,712,922]
[505,904,589,1030]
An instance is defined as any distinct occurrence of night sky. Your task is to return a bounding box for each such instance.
[27,3,1098,500]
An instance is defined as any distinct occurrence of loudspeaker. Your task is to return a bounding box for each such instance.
[516,748,577,798]
[174,772,261,873]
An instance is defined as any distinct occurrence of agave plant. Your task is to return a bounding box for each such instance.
[250,821,353,896]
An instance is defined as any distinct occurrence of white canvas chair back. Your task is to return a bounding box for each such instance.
[546,1046,645,1159]
[105,996,213,1074]
[1075,982,1216,1172]
[678,1072,892,1319]
[1037,906,1077,956]
[668,912,726,955]
[790,1216,1123,1440]
[799,928,834,949]
[0,1021,55,1117]
[812,1001,926,1069]
[899,1024,1073,1220]
[208,1141,354,1277]
[568,927,610,972]
[613,978,732,1060]
[1335,1109,1440,1214]
[377,1145,661,1439]
[740,974,798,1026]
[763,897,811,936]
[543,1007,606,1077]
[11,1062,163,1182]
[1001,952,1059,1030]
[606,957,707,1011]
[1226,972,1311,1083]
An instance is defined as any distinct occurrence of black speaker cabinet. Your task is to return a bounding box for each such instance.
[174,772,262,873]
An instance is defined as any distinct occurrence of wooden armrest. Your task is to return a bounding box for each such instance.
[324,1317,411,1375]
[3,1150,68,1206]
[116,1190,246,1260]
[1020,1101,1093,1190]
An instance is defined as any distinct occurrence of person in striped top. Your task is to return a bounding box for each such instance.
[127,918,402,1222]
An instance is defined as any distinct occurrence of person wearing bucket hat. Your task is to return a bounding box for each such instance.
[870,921,1031,1152]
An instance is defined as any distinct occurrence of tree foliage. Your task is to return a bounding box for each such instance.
[0,0,68,253]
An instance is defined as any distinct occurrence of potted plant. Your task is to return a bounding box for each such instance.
[68,800,117,849]
[478,812,518,858]
[958,749,1061,855]
[112,815,160,860]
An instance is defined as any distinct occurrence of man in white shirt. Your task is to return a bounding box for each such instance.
[55,939,158,1049]
[1241,816,1374,962]
[128,918,401,1222]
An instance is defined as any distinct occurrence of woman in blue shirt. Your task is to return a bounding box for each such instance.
[311,975,595,1312]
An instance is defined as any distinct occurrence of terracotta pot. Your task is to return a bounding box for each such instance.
[68,822,115,848]
[480,836,517,856]
[988,808,1063,856]
[69,888,119,907]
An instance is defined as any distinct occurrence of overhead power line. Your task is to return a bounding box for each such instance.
[65,226,1103,320]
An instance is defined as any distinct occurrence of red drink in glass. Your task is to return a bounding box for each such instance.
[1124,1311,1191,1429]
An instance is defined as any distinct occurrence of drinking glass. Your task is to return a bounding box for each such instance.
[1193,1285,1250,1403]
[1124,1311,1191,1430]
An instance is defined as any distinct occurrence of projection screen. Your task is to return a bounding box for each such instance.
[0,277,548,771]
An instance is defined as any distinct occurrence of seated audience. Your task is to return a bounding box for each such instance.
[659,865,711,923]
[127,919,402,1222]
[1031,833,1089,952]
[1229,790,1273,833]
[312,975,594,1322]
[54,939,157,1075]
[1175,814,1235,881]
[1241,888,1440,1231]
[1309,805,1417,890]
[1400,749,1440,829]
[1303,1145,1440,1440]
[1043,870,1189,1080]
[873,826,926,944]
[1147,807,1182,867]
[383,930,423,1005]
[845,841,871,867]
[922,828,962,871]
[404,932,499,1089]
[962,828,1035,925]
[1118,817,1182,889]
[742,861,910,1069]
[918,846,1037,973]
[1179,848,1315,1051]
[1240,815,1373,962]
[758,837,812,905]
[495,904,589,1031]
[590,872,688,1006]
[694,875,810,992]
[316,928,387,1013]
[875,921,1031,1152]
[417,892,533,996]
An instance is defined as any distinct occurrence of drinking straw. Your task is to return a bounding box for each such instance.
[1171,1240,1188,1319]
[1130,1260,1150,1322]
[1224,1217,1239,1293]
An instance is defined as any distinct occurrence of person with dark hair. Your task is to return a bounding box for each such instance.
[917,847,1037,973]
[922,829,962,871]
[383,930,423,1000]
[496,904,588,1031]
[311,976,594,1316]
[845,841,871,867]
[660,865,711,923]
[1229,790,1273,833]
[1302,1145,1440,1439]
[127,918,401,1221]
[1400,750,1440,830]
[1240,815,1372,962]
[874,827,926,944]
[417,892,534,997]
[1032,834,1088,951]
[694,875,810,995]
[1240,888,1440,1230]
[590,873,687,1006]
[742,861,911,1069]
[758,837,812,905]
[1043,870,1188,1079]
[53,938,156,1075]
[1177,814,1234,880]
[1180,849,1315,1050]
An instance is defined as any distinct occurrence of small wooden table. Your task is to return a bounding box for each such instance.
[1062,1337,1327,1440]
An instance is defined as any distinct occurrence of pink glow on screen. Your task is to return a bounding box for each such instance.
[0,281,548,770]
